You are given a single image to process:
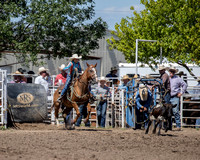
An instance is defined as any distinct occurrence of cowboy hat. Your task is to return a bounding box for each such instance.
[38,67,48,74]
[69,54,82,61]
[158,65,167,71]
[110,66,118,72]
[133,74,139,79]
[98,76,107,82]
[177,71,184,76]
[122,75,130,80]
[145,74,153,79]
[168,66,179,73]
[59,64,65,71]
[11,71,24,78]
[139,84,148,101]
[12,71,23,75]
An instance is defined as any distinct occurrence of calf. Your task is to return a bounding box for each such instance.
[145,103,176,135]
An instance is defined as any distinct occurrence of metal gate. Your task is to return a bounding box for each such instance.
[0,70,7,128]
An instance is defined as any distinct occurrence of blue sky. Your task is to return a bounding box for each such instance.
[92,0,145,30]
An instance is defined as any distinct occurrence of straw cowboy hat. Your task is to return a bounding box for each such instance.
[12,71,24,77]
[122,75,130,80]
[110,66,118,72]
[98,76,107,82]
[146,74,153,79]
[139,84,148,101]
[158,65,167,71]
[59,64,65,71]
[133,74,139,79]
[69,54,82,61]
[38,67,48,74]
[168,66,179,73]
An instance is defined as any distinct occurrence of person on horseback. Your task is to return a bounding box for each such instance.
[57,54,82,102]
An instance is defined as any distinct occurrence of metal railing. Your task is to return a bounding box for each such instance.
[180,87,200,127]
[0,70,7,128]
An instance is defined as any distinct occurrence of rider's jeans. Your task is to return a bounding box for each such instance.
[164,92,171,104]
[60,76,71,96]
[75,103,90,127]
[170,96,181,128]
[97,100,107,127]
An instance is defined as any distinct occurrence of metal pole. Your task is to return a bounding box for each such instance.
[111,84,115,128]
[121,90,124,128]
[180,95,183,128]
[135,39,138,75]
[160,47,162,64]
[135,39,157,75]
[4,70,7,128]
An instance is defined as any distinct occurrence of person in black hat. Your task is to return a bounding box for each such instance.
[27,71,35,83]
[106,66,118,86]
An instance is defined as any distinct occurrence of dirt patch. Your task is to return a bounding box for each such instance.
[0,123,199,160]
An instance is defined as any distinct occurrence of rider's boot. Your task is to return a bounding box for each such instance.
[57,93,66,103]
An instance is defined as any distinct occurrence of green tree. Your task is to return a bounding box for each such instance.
[107,0,200,76]
[0,0,107,65]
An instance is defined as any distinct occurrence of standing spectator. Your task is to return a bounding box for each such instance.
[35,67,51,93]
[135,84,152,129]
[106,66,118,86]
[168,66,187,131]
[158,65,170,103]
[26,71,35,83]
[10,71,26,83]
[93,76,110,128]
[115,75,131,91]
[54,64,67,86]
[57,54,82,102]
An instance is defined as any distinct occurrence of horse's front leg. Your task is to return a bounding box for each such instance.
[53,102,60,126]
[83,102,91,124]
[71,102,80,124]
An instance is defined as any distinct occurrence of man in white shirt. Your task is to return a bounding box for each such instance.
[35,67,51,93]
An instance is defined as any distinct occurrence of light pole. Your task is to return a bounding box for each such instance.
[135,39,160,75]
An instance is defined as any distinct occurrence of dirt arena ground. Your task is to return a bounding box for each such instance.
[0,123,199,160]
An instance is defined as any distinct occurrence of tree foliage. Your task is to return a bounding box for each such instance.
[0,0,107,65]
[107,0,200,76]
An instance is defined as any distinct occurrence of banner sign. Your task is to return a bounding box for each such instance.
[7,83,48,123]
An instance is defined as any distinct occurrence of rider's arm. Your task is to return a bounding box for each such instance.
[66,62,73,76]
[78,62,82,73]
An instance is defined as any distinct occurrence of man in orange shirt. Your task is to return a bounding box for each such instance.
[54,64,67,86]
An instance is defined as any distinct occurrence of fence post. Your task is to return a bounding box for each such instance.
[121,90,124,128]
[4,71,7,128]
[180,95,183,128]
[111,84,115,128]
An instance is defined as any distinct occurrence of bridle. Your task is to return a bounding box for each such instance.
[78,66,97,86]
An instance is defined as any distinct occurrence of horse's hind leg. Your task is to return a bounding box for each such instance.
[83,102,91,124]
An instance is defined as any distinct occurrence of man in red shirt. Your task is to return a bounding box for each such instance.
[54,64,67,86]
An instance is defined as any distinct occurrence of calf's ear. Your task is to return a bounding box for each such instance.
[172,104,177,108]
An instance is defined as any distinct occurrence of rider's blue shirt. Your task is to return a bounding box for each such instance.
[63,61,82,77]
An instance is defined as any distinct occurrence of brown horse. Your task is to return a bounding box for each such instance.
[52,63,97,129]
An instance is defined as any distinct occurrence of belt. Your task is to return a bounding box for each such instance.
[171,94,177,98]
